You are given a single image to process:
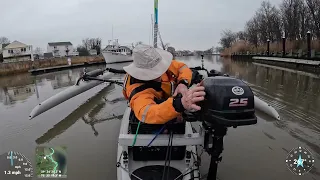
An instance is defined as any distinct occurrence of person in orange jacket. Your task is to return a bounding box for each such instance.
[122,44,206,124]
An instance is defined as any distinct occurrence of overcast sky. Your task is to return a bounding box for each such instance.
[0,0,282,51]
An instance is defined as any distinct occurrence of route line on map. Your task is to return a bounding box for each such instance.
[45,148,58,173]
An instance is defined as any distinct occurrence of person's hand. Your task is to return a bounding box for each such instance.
[176,114,183,123]
[181,83,205,111]
[173,83,188,97]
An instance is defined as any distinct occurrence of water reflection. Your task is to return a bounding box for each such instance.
[0,66,106,106]
[0,74,36,105]
[50,70,77,89]
[35,84,120,144]
[221,58,320,162]
[221,59,320,116]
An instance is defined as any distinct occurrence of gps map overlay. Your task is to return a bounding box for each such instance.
[36,146,67,178]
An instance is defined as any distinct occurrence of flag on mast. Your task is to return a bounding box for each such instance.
[153,0,158,48]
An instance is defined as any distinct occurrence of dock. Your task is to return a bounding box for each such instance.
[253,57,320,66]
[29,61,106,75]
[252,56,320,73]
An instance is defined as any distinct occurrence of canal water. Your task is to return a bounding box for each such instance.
[0,56,319,180]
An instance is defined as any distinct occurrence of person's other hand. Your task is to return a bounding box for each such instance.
[173,84,188,97]
[181,83,205,111]
[176,114,183,123]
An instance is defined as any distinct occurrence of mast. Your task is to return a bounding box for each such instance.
[151,14,154,46]
[153,0,158,48]
[112,24,114,40]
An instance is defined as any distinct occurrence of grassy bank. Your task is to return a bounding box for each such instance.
[0,56,104,76]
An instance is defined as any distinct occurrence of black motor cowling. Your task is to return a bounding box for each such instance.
[201,76,257,127]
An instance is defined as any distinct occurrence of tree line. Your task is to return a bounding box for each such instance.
[77,38,102,56]
[220,0,320,53]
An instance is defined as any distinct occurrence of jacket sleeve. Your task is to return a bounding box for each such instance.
[129,89,180,124]
[171,60,193,86]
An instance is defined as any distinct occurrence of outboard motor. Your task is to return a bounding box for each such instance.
[183,74,258,180]
[201,76,257,127]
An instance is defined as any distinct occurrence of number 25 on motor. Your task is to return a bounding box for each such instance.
[229,98,248,107]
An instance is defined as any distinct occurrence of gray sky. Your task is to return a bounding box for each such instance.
[1,0,282,51]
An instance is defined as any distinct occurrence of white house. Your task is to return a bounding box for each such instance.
[2,41,34,63]
[89,49,98,56]
[47,42,74,57]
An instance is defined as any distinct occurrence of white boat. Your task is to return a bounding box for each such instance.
[117,107,202,180]
[102,39,133,64]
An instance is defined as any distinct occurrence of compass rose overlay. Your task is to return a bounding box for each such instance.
[285,146,315,176]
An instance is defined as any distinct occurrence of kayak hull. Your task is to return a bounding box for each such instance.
[117,107,202,180]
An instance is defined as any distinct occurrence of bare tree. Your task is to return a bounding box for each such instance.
[236,31,248,41]
[34,47,43,55]
[220,0,320,53]
[82,38,90,50]
[255,1,282,42]
[305,0,320,39]
[82,38,102,54]
[245,17,260,47]
[220,30,237,48]
[281,0,306,40]
[0,37,10,44]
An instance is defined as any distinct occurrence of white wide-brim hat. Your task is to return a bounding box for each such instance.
[123,44,172,81]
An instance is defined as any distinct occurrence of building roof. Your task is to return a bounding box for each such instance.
[4,41,28,49]
[48,42,73,46]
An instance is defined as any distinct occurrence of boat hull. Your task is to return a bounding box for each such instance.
[102,51,133,64]
[117,108,201,180]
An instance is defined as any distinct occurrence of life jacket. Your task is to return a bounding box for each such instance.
[122,70,178,102]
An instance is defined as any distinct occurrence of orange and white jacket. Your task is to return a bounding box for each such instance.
[122,60,192,124]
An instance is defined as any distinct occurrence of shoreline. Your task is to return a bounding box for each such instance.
[230,55,320,73]
[0,56,105,77]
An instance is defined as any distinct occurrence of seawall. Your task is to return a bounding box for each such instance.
[0,56,104,76]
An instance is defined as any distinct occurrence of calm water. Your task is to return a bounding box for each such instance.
[0,56,319,180]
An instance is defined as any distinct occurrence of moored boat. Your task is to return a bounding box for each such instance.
[102,39,133,64]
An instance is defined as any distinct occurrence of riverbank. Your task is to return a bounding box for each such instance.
[230,55,320,73]
[253,56,320,73]
[0,56,105,76]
